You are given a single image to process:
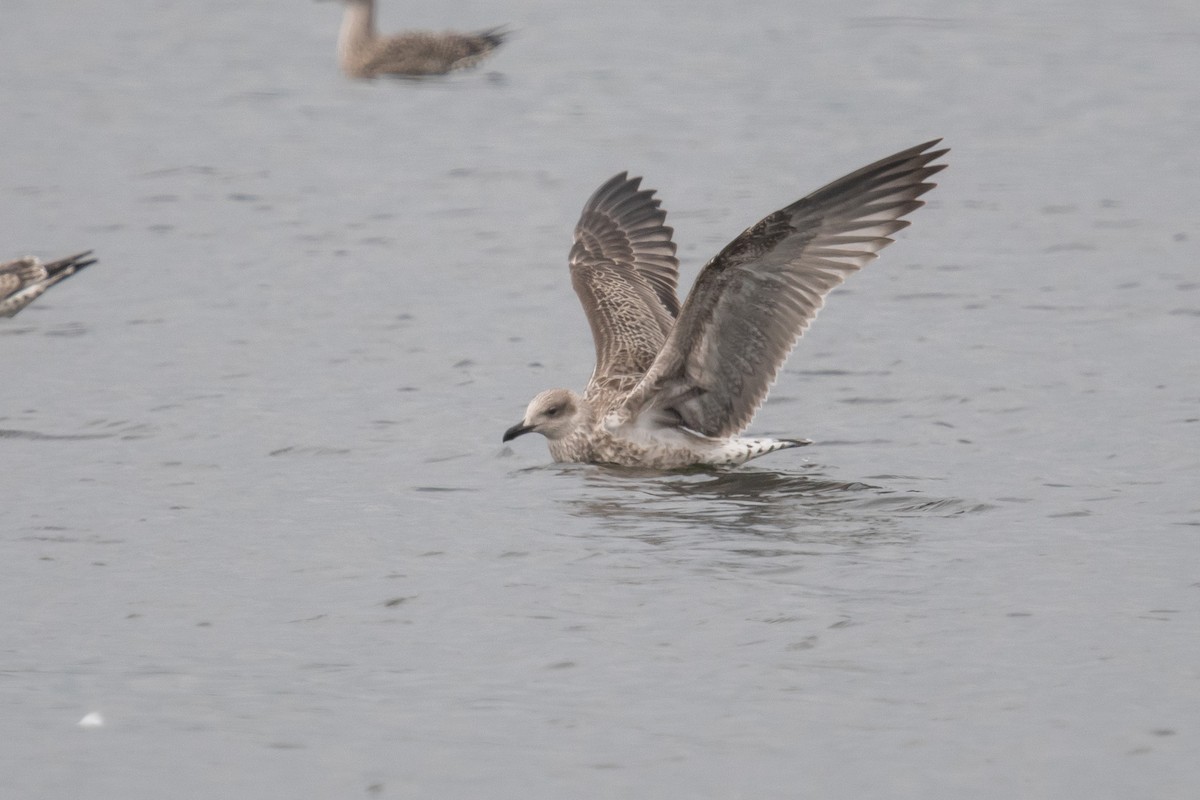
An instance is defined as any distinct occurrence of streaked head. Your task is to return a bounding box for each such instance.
[503,388,584,443]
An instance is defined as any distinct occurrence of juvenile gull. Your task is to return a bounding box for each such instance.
[1,251,96,318]
[325,0,507,78]
[503,140,948,468]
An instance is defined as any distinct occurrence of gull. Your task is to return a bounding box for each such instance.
[503,140,948,468]
[324,0,507,78]
[1,251,96,318]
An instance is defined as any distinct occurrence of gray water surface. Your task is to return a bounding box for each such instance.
[2,1,1198,798]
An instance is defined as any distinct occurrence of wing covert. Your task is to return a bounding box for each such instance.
[624,140,948,437]
[569,172,680,392]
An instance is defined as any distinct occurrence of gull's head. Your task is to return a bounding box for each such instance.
[503,388,583,443]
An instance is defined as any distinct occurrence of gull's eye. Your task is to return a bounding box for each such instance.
[545,406,561,417]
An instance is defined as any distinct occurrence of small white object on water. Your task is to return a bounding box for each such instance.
[77,712,104,729]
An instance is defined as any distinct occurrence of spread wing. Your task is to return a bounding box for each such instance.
[569,172,680,393]
[623,140,948,437]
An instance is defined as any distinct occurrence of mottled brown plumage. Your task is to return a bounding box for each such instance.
[1,251,95,318]
[504,140,948,468]
[329,0,507,78]
[569,172,680,397]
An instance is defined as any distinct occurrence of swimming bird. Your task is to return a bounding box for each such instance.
[1,251,96,318]
[503,140,948,468]
[325,0,507,78]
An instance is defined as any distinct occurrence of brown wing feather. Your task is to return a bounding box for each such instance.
[1,256,47,285]
[624,140,948,437]
[0,251,96,318]
[365,28,506,75]
[0,273,23,298]
[569,173,680,393]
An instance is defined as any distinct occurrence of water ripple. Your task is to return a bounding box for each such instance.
[551,465,990,547]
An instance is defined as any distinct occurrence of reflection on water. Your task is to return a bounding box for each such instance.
[0,418,156,441]
[0,429,111,441]
[551,463,992,552]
